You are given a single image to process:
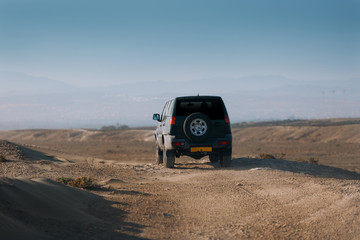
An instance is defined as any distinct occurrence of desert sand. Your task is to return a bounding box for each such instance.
[0,120,360,239]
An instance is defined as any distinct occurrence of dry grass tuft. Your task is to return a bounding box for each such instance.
[57,176,94,189]
[259,153,276,159]
[308,157,319,165]
[296,157,319,165]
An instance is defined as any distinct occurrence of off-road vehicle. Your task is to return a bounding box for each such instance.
[153,96,232,168]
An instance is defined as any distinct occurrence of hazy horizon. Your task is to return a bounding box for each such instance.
[1,71,360,130]
[1,0,359,129]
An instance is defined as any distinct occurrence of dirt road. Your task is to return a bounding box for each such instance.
[93,158,360,240]
[1,146,360,239]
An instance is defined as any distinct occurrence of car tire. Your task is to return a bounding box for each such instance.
[209,153,219,163]
[164,150,175,168]
[183,112,211,142]
[156,144,163,164]
[220,150,232,167]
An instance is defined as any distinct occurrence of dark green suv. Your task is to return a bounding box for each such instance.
[153,96,232,168]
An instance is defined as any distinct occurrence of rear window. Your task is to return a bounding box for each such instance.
[175,99,225,120]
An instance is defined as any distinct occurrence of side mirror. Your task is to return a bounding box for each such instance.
[153,113,160,121]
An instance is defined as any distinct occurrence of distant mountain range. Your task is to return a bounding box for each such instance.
[1,71,359,130]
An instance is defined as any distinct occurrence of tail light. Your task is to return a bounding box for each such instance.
[172,141,185,147]
[218,140,230,145]
[225,115,230,124]
[170,116,176,125]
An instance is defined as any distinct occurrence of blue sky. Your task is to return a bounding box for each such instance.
[0,0,359,86]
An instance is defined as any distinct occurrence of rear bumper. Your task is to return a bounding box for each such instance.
[164,134,232,156]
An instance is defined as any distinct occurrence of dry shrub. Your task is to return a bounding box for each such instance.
[0,155,6,162]
[308,157,319,165]
[259,153,276,159]
[57,176,94,189]
[296,158,319,165]
[57,177,73,185]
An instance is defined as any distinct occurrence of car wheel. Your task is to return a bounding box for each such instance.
[220,150,232,167]
[156,144,163,164]
[183,112,211,142]
[164,150,175,168]
[209,153,219,163]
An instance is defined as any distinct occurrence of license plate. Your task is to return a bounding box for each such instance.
[191,147,212,153]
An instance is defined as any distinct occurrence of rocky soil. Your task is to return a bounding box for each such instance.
[0,140,26,161]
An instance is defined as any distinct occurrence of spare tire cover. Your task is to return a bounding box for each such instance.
[183,112,211,142]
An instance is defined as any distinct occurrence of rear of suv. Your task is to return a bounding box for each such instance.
[153,96,232,168]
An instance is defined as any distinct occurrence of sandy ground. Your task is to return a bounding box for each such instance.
[0,126,360,239]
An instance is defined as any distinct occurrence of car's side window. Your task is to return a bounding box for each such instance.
[166,100,174,117]
[161,101,169,122]
[171,100,175,114]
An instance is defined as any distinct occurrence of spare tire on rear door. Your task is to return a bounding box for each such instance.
[183,112,211,142]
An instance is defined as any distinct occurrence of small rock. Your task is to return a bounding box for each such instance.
[163,213,174,217]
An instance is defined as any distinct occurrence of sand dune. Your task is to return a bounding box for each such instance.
[1,123,359,144]
[233,124,360,143]
[0,178,102,240]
